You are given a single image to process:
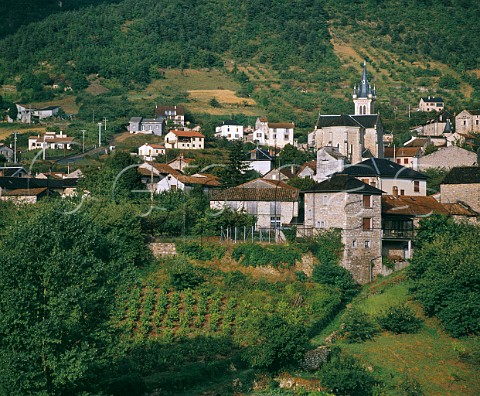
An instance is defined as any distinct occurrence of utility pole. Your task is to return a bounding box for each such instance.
[81,130,86,153]
[98,122,102,147]
[13,132,17,163]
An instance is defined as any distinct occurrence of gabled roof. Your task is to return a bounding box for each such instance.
[339,158,427,180]
[1,187,48,197]
[384,147,422,158]
[382,195,448,216]
[420,96,444,103]
[210,184,299,202]
[177,174,221,187]
[303,174,383,195]
[0,177,77,190]
[139,163,180,177]
[248,148,273,161]
[155,105,184,116]
[168,130,205,138]
[0,167,28,177]
[442,166,480,184]
[298,160,317,173]
[268,122,294,129]
[461,109,480,116]
[219,120,242,126]
[237,178,297,190]
[140,143,165,149]
[442,202,478,217]
[316,114,379,129]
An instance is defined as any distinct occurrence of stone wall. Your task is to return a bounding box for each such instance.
[441,183,480,213]
[149,243,177,257]
[417,146,477,171]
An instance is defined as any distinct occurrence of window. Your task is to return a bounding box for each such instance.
[414,180,420,192]
[365,240,371,248]
[352,240,357,248]
[400,189,405,196]
[322,195,328,205]
[403,158,408,164]
[392,186,399,196]
[396,159,401,164]
[270,216,281,228]
[370,181,376,187]
[363,195,372,208]
[363,217,372,231]
[316,220,326,228]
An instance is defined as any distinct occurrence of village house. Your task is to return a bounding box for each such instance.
[138,143,166,160]
[297,160,317,180]
[245,147,274,176]
[215,120,244,141]
[309,62,384,163]
[418,96,444,112]
[445,131,476,148]
[28,131,74,151]
[15,104,61,123]
[313,147,346,182]
[416,146,478,171]
[167,155,195,172]
[128,116,164,135]
[0,166,29,177]
[155,105,185,126]
[410,112,453,136]
[301,174,383,284]
[383,147,422,169]
[252,118,295,149]
[339,158,428,196]
[455,109,480,134]
[210,178,299,229]
[0,144,14,162]
[0,176,78,198]
[0,187,51,204]
[263,166,297,182]
[440,166,480,213]
[164,130,205,150]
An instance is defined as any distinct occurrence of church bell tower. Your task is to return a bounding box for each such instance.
[352,61,376,115]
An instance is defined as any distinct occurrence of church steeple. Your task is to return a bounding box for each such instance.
[353,60,376,115]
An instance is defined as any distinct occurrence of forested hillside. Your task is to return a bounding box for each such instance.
[0,0,479,135]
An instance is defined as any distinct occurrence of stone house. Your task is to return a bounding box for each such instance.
[302,174,383,284]
[416,146,478,171]
[441,166,480,213]
[210,178,299,229]
[157,172,221,193]
[339,158,428,196]
[164,130,205,150]
[263,166,297,182]
[167,156,195,172]
[0,187,50,204]
[455,109,480,134]
[155,105,185,126]
[245,147,274,175]
[418,96,444,112]
[445,132,476,148]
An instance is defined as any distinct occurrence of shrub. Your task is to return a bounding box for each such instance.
[166,257,204,291]
[318,349,376,395]
[339,308,378,343]
[176,241,226,261]
[232,243,301,268]
[377,304,422,334]
[303,229,343,266]
[312,264,359,301]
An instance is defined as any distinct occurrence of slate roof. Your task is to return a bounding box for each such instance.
[442,166,480,184]
[0,167,28,177]
[0,177,78,190]
[303,174,383,195]
[219,120,242,126]
[316,114,379,129]
[155,105,184,116]
[339,158,427,180]
[421,96,444,103]
[463,109,480,116]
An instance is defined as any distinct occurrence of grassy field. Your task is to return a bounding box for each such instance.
[315,272,480,395]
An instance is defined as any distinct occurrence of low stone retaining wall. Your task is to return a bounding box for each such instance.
[149,243,177,257]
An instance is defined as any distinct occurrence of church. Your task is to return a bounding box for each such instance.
[309,61,384,164]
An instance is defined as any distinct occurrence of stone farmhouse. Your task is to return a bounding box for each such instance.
[302,174,384,284]
[210,178,299,229]
[440,166,480,213]
[309,61,384,163]
[455,110,480,134]
[418,96,444,112]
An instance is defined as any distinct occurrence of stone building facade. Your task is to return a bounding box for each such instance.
[417,146,478,171]
[303,175,383,284]
[441,167,480,213]
[455,110,480,134]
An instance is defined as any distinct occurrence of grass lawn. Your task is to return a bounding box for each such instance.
[317,272,480,395]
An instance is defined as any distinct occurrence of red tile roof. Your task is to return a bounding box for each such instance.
[170,130,205,138]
